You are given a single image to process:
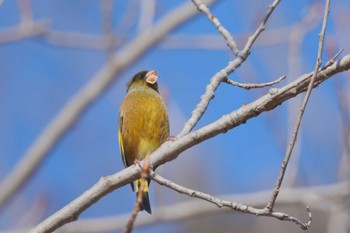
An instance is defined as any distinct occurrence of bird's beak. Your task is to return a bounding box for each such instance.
[145,70,158,84]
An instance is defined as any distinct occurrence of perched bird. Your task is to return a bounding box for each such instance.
[118,70,169,214]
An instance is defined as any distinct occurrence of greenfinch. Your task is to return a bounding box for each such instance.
[118,70,169,214]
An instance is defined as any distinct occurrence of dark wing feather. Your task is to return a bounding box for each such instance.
[118,113,135,191]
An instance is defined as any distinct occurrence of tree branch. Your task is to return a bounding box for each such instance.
[266,0,331,212]
[125,155,151,233]
[225,75,286,90]
[29,54,350,233]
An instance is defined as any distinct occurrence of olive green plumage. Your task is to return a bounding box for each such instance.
[118,70,169,214]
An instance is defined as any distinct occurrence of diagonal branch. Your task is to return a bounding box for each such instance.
[266,0,331,212]
[0,0,215,210]
[191,0,240,55]
[29,54,350,233]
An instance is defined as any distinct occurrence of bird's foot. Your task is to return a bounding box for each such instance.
[134,159,154,174]
[167,135,177,141]
[134,159,142,167]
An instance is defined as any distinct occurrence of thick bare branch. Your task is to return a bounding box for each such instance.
[0,0,215,210]
[29,54,350,233]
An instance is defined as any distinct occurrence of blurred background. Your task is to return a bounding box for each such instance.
[0,0,350,232]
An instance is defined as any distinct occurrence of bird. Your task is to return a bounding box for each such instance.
[118,70,169,214]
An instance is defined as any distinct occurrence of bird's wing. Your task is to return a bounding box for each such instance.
[118,115,128,168]
[118,113,135,191]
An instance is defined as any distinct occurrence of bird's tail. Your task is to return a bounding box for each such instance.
[136,179,152,214]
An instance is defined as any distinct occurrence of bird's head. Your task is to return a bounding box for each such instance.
[126,70,159,93]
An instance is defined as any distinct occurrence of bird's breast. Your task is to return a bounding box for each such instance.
[120,90,169,163]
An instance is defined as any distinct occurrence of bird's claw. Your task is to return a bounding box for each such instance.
[167,135,177,141]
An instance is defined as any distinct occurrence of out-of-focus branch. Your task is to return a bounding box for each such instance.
[178,0,281,138]
[191,0,239,55]
[0,0,216,210]
[326,203,349,233]
[0,21,49,44]
[18,0,33,24]
[44,31,120,50]
[266,0,331,212]
[0,19,120,50]
[29,54,350,233]
[138,0,155,33]
[101,0,115,59]
[225,75,286,90]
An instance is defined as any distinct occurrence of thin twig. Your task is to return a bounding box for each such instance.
[125,155,151,233]
[29,53,350,233]
[191,0,240,55]
[178,0,282,138]
[325,48,344,67]
[151,172,312,229]
[225,75,286,90]
[0,0,216,210]
[125,188,142,233]
[266,0,331,213]
[283,2,322,187]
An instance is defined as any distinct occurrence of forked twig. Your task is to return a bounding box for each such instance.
[178,0,282,137]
